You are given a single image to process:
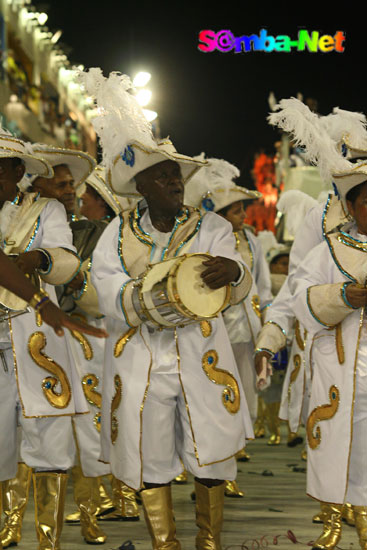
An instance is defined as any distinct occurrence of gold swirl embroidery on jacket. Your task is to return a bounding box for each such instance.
[94,412,101,433]
[114,327,137,357]
[295,320,307,351]
[69,313,93,360]
[82,374,102,408]
[200,320,212,338]
[202,350,240,414]
[35,311,43,327]
[335,323,345,365]
[307,385,340,450]
[28,331,71,409]
[111,375,122,444]
[251,295,261,318]
[288,354,301,403]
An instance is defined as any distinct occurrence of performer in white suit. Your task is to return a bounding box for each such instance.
[0,131,95,550]
[269,97,367,550]
[80,68,254,550]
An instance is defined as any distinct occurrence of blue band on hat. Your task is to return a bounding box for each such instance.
[341,143,347,157]
[121,146,135,167]
[202,197,215,211]
[332,182,340,200]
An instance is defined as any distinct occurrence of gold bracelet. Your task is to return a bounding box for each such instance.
[29,288,50,310]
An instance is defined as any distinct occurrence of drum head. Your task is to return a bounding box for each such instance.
[169,254,230,319]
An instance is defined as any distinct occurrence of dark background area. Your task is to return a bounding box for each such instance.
[32,3,364,186]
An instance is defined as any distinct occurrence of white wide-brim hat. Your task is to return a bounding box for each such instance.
[31,144,96,187]
[78,166,123,215]
[0,133,53,177]
[107,138,207,197]
[333,161,367,199]
[207,185,262,213]
[342,134,367,160]
[266,244,291,265]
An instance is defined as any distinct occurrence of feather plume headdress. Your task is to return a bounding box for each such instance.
[268,98,367,199]
[185,154,261,212]
[320,107,367,159]
[76,68,206,196]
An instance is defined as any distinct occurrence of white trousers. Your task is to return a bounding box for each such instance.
[141,371,237,484]
[0,347,76,481]
[73,414,110,477]
[345,369,367,505]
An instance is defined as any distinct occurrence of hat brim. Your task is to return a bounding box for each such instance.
[0,151,53,178]
[32,148,96,187]
[107,141,207,196]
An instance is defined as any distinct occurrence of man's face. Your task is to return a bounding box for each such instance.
[135,160,184,217]
[80,184,106,220]
[33,164,76,213]
[0,158,25,205]
[347,181,367,236]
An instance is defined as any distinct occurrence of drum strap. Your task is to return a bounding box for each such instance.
[120,206,202,278]
[3,194,50,255]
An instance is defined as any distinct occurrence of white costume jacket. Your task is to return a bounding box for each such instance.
[91,205,254,490]
[0,192,87,418]
[291,223,367,503]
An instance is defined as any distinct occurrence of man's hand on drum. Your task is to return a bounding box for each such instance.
[14,251,44,276]
[201,256,240,289]
[345,284,367,308]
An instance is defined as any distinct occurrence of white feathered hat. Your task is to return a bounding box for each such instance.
[31,143,96,187]
[77,68,206,196]
[185,154,261,212]
[320,107,367,160]
[0,127,53,177]
[268,98,367,201]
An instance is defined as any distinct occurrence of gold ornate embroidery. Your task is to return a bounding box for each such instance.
[114,327,137,357]
[295,320,307,351]
[82,374,102,408]
[111,375,122,444]
[202,350,240,414]
[28,331,71,409]
[200,320,212,338]
[251,294,261,318]
[307,385,340,450]
[69,314,93,360]
[335,323,345,365]
[94,412,101,433]
[288,354,301,403]
[35,311,43,327]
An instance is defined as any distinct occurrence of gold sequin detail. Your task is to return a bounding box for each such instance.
[200,320,212,338]
[35,311,43,327]
[295,320,307,351]
[82,374,102,408]
[94,412,101,433]
[335,323,345,365]
[307,385,340,450]
[114,327,137,357]
[28,331,71,409]
[202,350,240,414]
[111,375,122,444]
[251,294,261,318]
[69,314,93,360]
[288,354,301,403]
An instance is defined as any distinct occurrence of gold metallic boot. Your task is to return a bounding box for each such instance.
[353,506,367,550]
[235,448,250,462]
[312,503,343,550]
[265,402,281,445]
[174,470,188,484]
[313,503,327,524]
[141,485,181,549]
[342,502,355,526]
[254,397,265,438]
[71,466,107,544]
[224,480,244,498]
[0,462,32,548]
[195,481,224,550]
[33,471,68,550]
[66,476,115,524]
[99,476,139,521]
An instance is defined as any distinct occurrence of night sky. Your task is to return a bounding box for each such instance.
[32,3,365,187]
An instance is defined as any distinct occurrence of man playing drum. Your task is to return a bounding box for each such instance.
[80,68,254,550]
